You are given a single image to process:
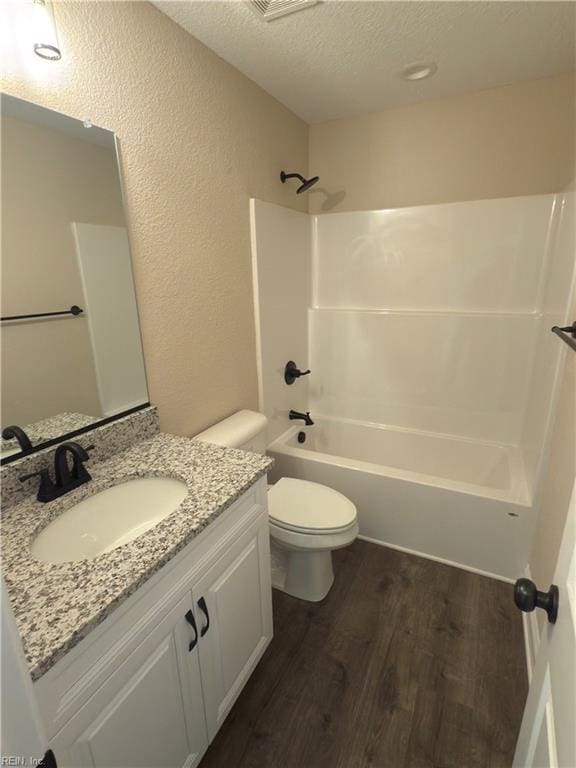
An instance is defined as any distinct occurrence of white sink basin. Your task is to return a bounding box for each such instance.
[31,477,188,564]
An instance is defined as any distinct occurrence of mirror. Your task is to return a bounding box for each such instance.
[1,94,149,462]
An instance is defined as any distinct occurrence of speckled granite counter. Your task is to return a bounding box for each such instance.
[1,433,273,681]
[1,412,99,453]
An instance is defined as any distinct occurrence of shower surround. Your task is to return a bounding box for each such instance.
[250,193,575,580]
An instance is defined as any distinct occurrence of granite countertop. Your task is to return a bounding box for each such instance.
[1,433,273,681]
[1,412,99,451]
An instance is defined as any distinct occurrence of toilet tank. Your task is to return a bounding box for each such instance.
[194,410,268,454]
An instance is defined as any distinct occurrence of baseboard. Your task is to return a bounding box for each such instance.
[357,535,514,584]
[521,563,540,681]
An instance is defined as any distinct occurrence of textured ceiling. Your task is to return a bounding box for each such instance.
[152,0,576,123]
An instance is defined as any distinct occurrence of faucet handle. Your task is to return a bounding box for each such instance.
[19,468,49,483]
[284,361,312,385]
[19,468,58,503]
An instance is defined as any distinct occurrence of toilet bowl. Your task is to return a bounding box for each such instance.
[268,477,358,601]
[195,410,358,603]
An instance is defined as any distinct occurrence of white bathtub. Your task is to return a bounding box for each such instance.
[267,417,534,581]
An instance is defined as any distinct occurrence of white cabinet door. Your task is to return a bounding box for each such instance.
[53,595,208,768]
[1,578,47,762]
[513,481,576,768]
[194,516,273,741]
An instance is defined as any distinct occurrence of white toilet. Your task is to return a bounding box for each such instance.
[195,410,358,602]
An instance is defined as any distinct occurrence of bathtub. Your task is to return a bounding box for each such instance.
[267,417,534,581]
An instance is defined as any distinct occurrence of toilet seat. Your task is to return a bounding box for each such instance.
[268,478,357,535]
[196,409,359,602]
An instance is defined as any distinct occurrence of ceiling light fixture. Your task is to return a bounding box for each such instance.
[32,0,61,60]
[400,62,437,81]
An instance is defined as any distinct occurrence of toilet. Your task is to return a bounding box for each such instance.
[195,410,358,602]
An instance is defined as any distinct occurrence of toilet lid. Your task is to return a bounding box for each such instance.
[268,478,357,533]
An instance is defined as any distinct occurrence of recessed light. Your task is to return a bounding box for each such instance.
[400,62,438,81]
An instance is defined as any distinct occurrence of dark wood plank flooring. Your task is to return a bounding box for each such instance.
[200,540,528,768]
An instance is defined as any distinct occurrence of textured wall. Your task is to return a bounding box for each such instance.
[1,1,308,436]
[309,73,576,214]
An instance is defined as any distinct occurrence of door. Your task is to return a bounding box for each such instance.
[194,517,273,740]
[53,594,208,768]
[513,480,576,767]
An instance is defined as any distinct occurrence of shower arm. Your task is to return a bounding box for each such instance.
[280,172,306,183]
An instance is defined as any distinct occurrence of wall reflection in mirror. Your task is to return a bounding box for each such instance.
[1,94,149,462]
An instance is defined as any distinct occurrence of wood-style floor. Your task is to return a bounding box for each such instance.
[200,540,528,768]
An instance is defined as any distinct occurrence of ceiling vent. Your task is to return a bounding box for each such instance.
[247,0,319,22]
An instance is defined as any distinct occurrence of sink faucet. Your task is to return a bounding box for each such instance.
[20,442,93,503]
[55,442,93,488]
[2,425,33,452]
[289,410,314,426]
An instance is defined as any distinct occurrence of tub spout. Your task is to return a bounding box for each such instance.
[289,410,314,426]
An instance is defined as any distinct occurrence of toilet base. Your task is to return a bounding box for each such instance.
[271,540,334,602]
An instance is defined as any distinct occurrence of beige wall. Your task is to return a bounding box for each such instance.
[1,1,572,443]
[309,73,576,214]
[1,115,125,425]
[1,0,308,437]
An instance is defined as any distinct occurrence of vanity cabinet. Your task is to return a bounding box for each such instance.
[51,594,208,768]
[36,480,272,768]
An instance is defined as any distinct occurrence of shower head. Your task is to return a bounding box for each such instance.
[280,170,320,194]
[297,175,320,193]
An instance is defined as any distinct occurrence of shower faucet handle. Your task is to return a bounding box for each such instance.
[284,361,311,385]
